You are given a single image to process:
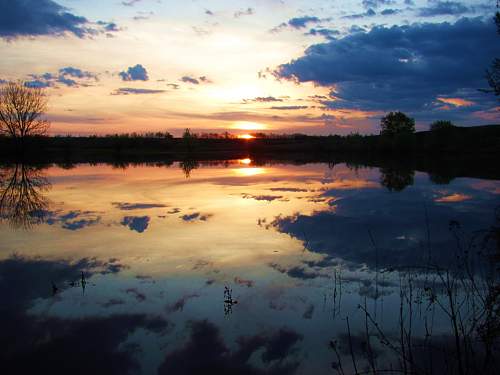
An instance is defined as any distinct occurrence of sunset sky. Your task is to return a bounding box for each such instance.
[1,0,499,135]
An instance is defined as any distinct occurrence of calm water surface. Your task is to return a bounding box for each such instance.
[1,160,499,374]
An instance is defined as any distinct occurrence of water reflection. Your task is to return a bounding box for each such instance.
[0,163,51,229]
[0,159,499,374]
[379,166,415,192]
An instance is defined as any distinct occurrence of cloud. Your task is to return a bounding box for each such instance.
[269,262,324,280]
[121,0,142,6]
[418,1,470,17]
[270,180,498,272]
[0,255,126,311]
[125,287,146,302]
[112,202,168,210]
[271,16,323,33]
[305,28,340,40]
[288,16,321,29]
[362,0,395,8]
[167,293,200,312]
[59,67,97,79]
[269,187,309,192]
[112,88,165,95]
[24,67,98,88]
[270,106,309,110]
[241,193,285,202]
[274,17,499,118]
[119,64,149,81]
[180,75,212,85]
[234,276,255,287]
[234,8,254,18]
[121,216,150,233]
[157,320,302,375]
[436,97,475,107]
[342,8,377,19]
[44,210,101,230]
[243,96,283,103]
[181,212,212,222]
[0,0,118,39]
[381,8,402,15]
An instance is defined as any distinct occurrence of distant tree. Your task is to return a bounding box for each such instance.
[0,81,50,139]
[380,112,415,137]
[182,128,196,151]
[430,120,456,131]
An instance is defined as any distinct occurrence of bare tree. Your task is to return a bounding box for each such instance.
[0,81,50,139]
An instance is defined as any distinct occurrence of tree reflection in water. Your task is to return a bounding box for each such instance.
[0,164,50,229]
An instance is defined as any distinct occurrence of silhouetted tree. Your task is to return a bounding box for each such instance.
[380,111,415,137]
[430,120,456,131]
[0,81,50,139]
[182,128,196,151]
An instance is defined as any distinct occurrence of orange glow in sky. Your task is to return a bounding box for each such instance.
[234,167,265,177]
[233,121,267,131]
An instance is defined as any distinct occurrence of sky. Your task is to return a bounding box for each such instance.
[0,0,499,135]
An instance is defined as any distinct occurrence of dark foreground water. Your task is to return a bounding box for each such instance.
[1,160,499,375]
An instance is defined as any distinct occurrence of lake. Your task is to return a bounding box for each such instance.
[1,159,499,375]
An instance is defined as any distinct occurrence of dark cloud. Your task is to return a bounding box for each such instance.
[362,0,395,8]
[271,16,323,33]
[418,1,470,17]
[269,187,309,192]
[275,17,499,118]
[44,210,101,230]
[269,262,324,280]
[125,288,146,302]
[234,7,254,18]
[167,293,200,312]
[0,255,126,312]
[180,75,212,85]
[234,276,255,288]
[181,212,212,222]
[24,67,98,88]
[243,96,283,103]
[0,0,118,39]
[0,312,169,374]
[270,105,309,110]
[121,216,150,233]
[271,180,499,272]
[119,64,149,81]
[242,193,284,201]
[381,8,402,15]
[342,8,377,19]
[305,28,340,40]
[288,16,321,29]
[112,202,168,210]
[157,320,302,375]
[112,87,165,95]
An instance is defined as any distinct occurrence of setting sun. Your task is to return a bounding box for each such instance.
[237,134,255,140]
[238,158,252,164]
